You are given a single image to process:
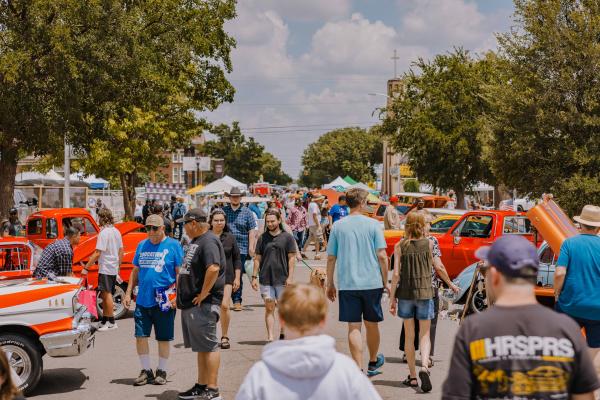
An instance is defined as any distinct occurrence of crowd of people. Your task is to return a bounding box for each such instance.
[3,186,600,399]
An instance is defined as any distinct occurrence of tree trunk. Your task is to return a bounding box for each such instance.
[0,144,19,220]
[494,186,502,209]
[456,189,466,210]
[120,172,137,220]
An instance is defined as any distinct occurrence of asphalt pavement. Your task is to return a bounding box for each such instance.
[29,254,460,400]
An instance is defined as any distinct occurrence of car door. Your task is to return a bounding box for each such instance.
[447,214,495,277]
[27,217,52,248]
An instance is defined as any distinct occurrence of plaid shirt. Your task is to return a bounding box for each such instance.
[34,238,73,279]
[223,205,256,255]
[287,205,307,232]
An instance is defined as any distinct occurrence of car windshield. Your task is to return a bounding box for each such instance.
[430,218,457,233]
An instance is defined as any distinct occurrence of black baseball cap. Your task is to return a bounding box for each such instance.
[183,208,207,223]
[475,235,539,278]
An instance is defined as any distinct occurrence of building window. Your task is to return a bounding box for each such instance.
[172,167,180,183]
[172,150,183,163]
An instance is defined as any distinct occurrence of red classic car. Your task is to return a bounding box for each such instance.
[1,208,147,318]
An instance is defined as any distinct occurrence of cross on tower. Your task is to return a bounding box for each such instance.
[391,49,399,78]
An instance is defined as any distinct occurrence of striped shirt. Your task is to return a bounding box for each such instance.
[34,238,74,279]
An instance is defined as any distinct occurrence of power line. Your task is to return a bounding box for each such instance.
[240,121,377,130]
[245,125,376,135]
[224,100,383,107]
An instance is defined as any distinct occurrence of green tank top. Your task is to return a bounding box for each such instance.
[396,238,434,300]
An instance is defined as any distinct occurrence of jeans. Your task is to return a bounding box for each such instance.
[399,292,440,355]
[293,230,305,250]
[232,254,247,305]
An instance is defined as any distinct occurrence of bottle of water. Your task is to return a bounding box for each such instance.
[381,291,389,304]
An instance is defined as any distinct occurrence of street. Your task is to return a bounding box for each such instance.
[28,254,459,400]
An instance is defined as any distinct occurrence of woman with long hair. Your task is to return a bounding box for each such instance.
[389,211,435,393]
[209,209,241,350]
[0,349,24,400]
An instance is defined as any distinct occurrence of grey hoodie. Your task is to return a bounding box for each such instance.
[236,334,382,400]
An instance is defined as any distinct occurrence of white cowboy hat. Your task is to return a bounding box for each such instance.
[574,205,600,228]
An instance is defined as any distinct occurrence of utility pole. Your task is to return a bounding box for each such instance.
[63,136,70,208]
[391,49,399,79]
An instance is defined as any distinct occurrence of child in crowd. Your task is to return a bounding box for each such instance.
[236,284,381,400]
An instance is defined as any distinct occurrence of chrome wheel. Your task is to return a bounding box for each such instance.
[4,344,32,384]
[97,285,127,319]
[470,287,488,313]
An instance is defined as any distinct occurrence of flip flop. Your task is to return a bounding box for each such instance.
[419,369,432,393]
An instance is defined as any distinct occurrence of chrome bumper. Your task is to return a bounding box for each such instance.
[39,317,95,357]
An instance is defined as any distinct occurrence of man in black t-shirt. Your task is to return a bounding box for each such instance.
[177,209,226,400]
[251,208,296,342]
[442,235,599,399]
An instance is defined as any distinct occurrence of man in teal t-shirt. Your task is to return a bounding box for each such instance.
[554,205,600,358]
[326,188,389,377]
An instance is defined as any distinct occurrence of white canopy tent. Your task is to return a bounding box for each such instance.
[70,173,110,189]
[15,169,65,185]
[348,182,372,191]
[323,176,351,189]
[197,175,247,195]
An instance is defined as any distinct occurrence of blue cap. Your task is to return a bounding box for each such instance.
[475,235,539,278]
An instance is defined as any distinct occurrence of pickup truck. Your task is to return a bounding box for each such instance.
[384,210,538,279]
[13,208,146,319]
[0,274,95,395]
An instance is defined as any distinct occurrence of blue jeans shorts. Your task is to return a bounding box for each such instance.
[134,305,176,341]
[555,303,600,348]
[260,284,285,301]
[339,288,384,323]
[397,298,435,320]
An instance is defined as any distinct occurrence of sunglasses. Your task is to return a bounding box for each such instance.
[145,225,161,232]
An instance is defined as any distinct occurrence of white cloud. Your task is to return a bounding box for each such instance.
[261,0,351,21]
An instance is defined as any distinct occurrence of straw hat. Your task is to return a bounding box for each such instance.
[574,205,600,227]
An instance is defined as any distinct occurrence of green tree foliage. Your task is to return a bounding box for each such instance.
[403,179,420,193]
[202,122,291,185]
[486,0,600,215]
[0,0,236,218]
[377,49,494,208]
[299,127,382,187]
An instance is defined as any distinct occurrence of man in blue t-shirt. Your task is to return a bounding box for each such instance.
[125,214,184,387]
[328,195,349,225]
[326,188,389,377]
[554,205,600,361]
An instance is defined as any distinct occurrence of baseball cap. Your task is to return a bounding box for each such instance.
[145,214,164,227]
[183,208,207,223]
[475,235,539,279]
[390,195,399,202]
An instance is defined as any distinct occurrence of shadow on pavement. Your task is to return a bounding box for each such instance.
[385,357,432,367]
[243,303,264,308]
[372,379,406,388]
[109,377,136,386]
[29,368,88,396]
[238,340,269,346]
[145,390,180,400]
[174,342,186,349]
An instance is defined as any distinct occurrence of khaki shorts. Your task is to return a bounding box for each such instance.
[306,225,323,244]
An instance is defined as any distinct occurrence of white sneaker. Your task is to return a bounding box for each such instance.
[98,322,118,332]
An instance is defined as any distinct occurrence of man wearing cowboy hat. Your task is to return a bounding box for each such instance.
[223,187,257,311]
[554,204,600,375]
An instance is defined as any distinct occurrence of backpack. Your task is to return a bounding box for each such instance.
[172,203,184,220]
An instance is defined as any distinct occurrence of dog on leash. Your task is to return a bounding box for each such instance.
[309,267,327,292]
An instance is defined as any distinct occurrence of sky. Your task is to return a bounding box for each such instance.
[204,0,515,179]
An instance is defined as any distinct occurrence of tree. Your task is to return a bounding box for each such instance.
[259,152,293,185]
[486,0,600,216]
[299,127,382,187]
[0,0,237,218]
[202,122,291,185]
[377,49,495,208]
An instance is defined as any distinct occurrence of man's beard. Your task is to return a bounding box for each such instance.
[268,224,280,232]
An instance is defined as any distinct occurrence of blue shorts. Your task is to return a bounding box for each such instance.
[555,304,600,348]
[339,288,384,323]
[134,305,176,341]
[397,298,435,320]
[260,284,285,301]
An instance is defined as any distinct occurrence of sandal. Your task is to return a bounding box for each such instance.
[220,336,230,350]
[419,368,432,393]
[402,375,418,387]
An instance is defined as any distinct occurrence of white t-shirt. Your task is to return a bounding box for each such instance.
[134,204,143,217]
[307,202,320,227]
[96,225,123,275]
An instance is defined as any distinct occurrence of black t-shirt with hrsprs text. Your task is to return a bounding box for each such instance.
[177,231,226,309]
[442,304,599,399]
[256,230,296,286]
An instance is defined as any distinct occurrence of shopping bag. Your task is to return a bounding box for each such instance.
[244,258,254,282]
[78,280,98,319]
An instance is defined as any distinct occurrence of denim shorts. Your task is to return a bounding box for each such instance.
[260,284,285,301]
[338,288,384,323]
[134,305,176,341]
[397,298,435,320]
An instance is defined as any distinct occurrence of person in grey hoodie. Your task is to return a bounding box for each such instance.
[236,284,381,400]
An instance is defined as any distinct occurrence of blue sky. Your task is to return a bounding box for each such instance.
[205,0,515,179]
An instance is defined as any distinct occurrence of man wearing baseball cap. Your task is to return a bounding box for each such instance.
[442,235,599,398]
[554,204,600,377]
[383,196,401,230]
